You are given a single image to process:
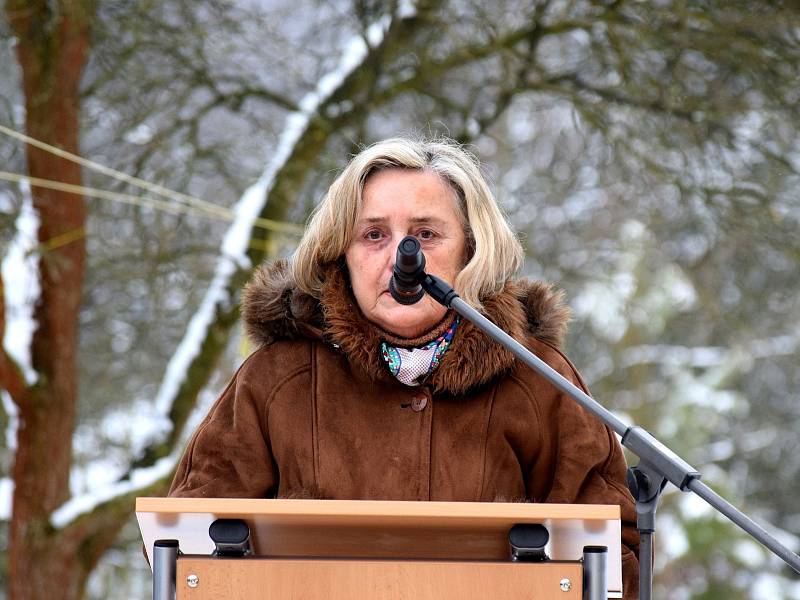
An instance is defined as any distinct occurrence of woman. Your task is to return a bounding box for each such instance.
[169,137,640,597]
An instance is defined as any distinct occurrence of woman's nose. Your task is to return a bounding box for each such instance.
[381,234,402,277]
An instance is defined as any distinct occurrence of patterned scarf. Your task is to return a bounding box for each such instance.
[380,317,460,386]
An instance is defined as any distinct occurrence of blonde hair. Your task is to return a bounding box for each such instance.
[290,136,523,308]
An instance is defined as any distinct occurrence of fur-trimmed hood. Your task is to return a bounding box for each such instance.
[242,260,571,395]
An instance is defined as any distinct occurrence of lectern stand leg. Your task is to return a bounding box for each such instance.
[582,546,607,600]
[153,539,179,600]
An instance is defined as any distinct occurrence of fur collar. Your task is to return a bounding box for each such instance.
[242,260,571,395]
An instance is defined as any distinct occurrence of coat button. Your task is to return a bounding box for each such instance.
[411,395,428,412]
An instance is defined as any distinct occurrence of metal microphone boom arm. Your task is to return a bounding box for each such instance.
[419,272,800,600]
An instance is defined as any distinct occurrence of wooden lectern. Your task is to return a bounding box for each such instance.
[137,498,623,599]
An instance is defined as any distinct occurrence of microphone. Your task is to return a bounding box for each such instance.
[389,235,426,305]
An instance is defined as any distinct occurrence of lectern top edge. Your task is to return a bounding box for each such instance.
[135,497,620,521]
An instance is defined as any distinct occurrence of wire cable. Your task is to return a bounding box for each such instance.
[0,171,303,235]
[0,123,304,235]
[1,172,294,254]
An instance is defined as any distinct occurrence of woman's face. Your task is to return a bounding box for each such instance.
[345,168,467,339]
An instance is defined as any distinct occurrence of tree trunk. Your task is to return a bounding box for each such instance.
[5,1,94,597]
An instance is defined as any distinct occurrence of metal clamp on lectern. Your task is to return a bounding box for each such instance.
[209,518,252,557]
[508,523,550,562]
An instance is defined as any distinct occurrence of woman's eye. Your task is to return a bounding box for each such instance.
[365,230,383,241]
[418,229,436,240]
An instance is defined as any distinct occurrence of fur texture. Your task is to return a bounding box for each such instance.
[242,259,572,395]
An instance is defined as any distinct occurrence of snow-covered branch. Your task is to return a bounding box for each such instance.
[49,387,217,530]
[152,14,394,423]
[0,182,39,521]
[0,181,40,395]
[0,389,19,520]
[49,451,178,529]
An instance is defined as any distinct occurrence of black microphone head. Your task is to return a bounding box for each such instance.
[398,236,420,261]
[390,235,426,305]
[394,235,425,283]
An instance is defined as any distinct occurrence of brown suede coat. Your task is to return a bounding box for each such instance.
[169,261,640,598]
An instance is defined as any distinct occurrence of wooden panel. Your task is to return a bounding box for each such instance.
[137,497,619,523]
[176,557,583,600]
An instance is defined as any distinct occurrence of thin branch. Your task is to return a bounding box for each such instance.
[537,74,800,177]
[211,79,300,113]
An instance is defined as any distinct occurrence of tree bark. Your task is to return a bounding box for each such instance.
[5,1,95,597]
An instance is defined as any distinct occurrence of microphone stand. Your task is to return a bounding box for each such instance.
[419,272,800,599]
